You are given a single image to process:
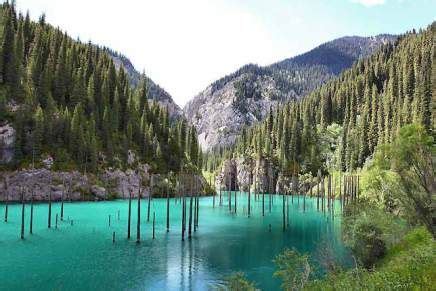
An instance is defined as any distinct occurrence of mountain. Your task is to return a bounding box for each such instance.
[0,2,201,174]
[225,23,434,175]
[107,50,183,118]
[184,35,396,151]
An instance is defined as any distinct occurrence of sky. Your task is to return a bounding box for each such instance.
[14,0,436,107]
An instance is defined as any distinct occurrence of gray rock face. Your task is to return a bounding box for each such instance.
[0,165,151,202]
[216,157,277,193]
[0,164,211,202]
[0,122,15,164]
[184,70,283,151]
[215,156,312,196]
[1,169,89,201]
[100,164,151,198]
[184,35,396,151]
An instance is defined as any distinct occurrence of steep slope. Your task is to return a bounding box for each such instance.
[108,50,183,118]
[229,23,434,175]
[0,2,200,174]
[184,35,395,151]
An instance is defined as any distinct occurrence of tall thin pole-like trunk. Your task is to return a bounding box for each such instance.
[48,188,52,228]
[4,184,8,222]
[30,191,34,234]
[317,173,320,211]
[228,175,232,212]
[327,175,331,210]
[234,183,237,214]
[262,188,265,217]
[269,175,272,213]
[248,177,251,218]
[60,186,64,221]
[136,187,141,243]
[166,184,170,232]
[197,195,200,228]
[343,175,347,207]
[219,181,222,206]
[127,190,132,239]
[152,211,155,239]
[20,190,25,239]
[282,191,285,232]
[321,176,324,213]
[303,178,306,213]
[147,190,151,222]
[339,173,342,211]
[212,176,215,208]
[286,189,289,227]
[188,194,193,238]
[181,178,186,241]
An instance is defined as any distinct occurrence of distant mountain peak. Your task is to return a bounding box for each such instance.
[184,34,397,151]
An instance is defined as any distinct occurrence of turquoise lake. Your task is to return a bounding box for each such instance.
[0,193,350,290]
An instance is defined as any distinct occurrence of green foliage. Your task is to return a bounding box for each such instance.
[274,248,312,291]
[370,124,435,237]
[361,159,401,212]
[217,23,434,175]
[222,272,258,291]
[308,227,436,290]
[342,201,408,268]
[0,2,202,174]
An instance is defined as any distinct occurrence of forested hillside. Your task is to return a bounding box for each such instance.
[207,23,434,174]
[185,35,394,151]
[107,50,183,118]
[0,2,201,174]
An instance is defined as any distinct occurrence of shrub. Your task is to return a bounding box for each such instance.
[222,272,258,291]
[274,248,312,291]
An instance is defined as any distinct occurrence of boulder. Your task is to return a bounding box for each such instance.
[91,185,106,200]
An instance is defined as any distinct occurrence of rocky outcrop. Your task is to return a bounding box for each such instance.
[0,122,15,164]
[0,164,209,202]
[99,164,150,198]
[184,66,283,151]
[184,35,396,151]
[1,169,90,201]
[216,156,278,193]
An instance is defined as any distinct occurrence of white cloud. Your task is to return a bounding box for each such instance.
[351,0,386,7]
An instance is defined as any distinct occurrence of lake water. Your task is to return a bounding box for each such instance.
[0,193,350,290]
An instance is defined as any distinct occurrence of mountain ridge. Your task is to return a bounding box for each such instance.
[184,34,396,151]
[107,49,183,118]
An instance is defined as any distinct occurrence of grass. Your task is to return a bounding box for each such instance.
[307,227,436,290]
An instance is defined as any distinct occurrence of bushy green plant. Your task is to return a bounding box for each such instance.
[308,227,436,290]
[222,272,258,291]
[342,200,408,268]
[274,248,312,291]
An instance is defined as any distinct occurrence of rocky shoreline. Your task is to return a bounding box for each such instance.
[1,166,208,202]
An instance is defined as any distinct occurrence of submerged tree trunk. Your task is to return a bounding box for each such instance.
[137,187,141,243]
[48,189,52,228]
[30,192,34,234]
[127,190,132,239]
[166,184,170,232]
[20,190,25,239]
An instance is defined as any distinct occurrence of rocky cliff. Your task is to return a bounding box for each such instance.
[1,165,208,202]
[215,156,319,195]
[184,35,396,151]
